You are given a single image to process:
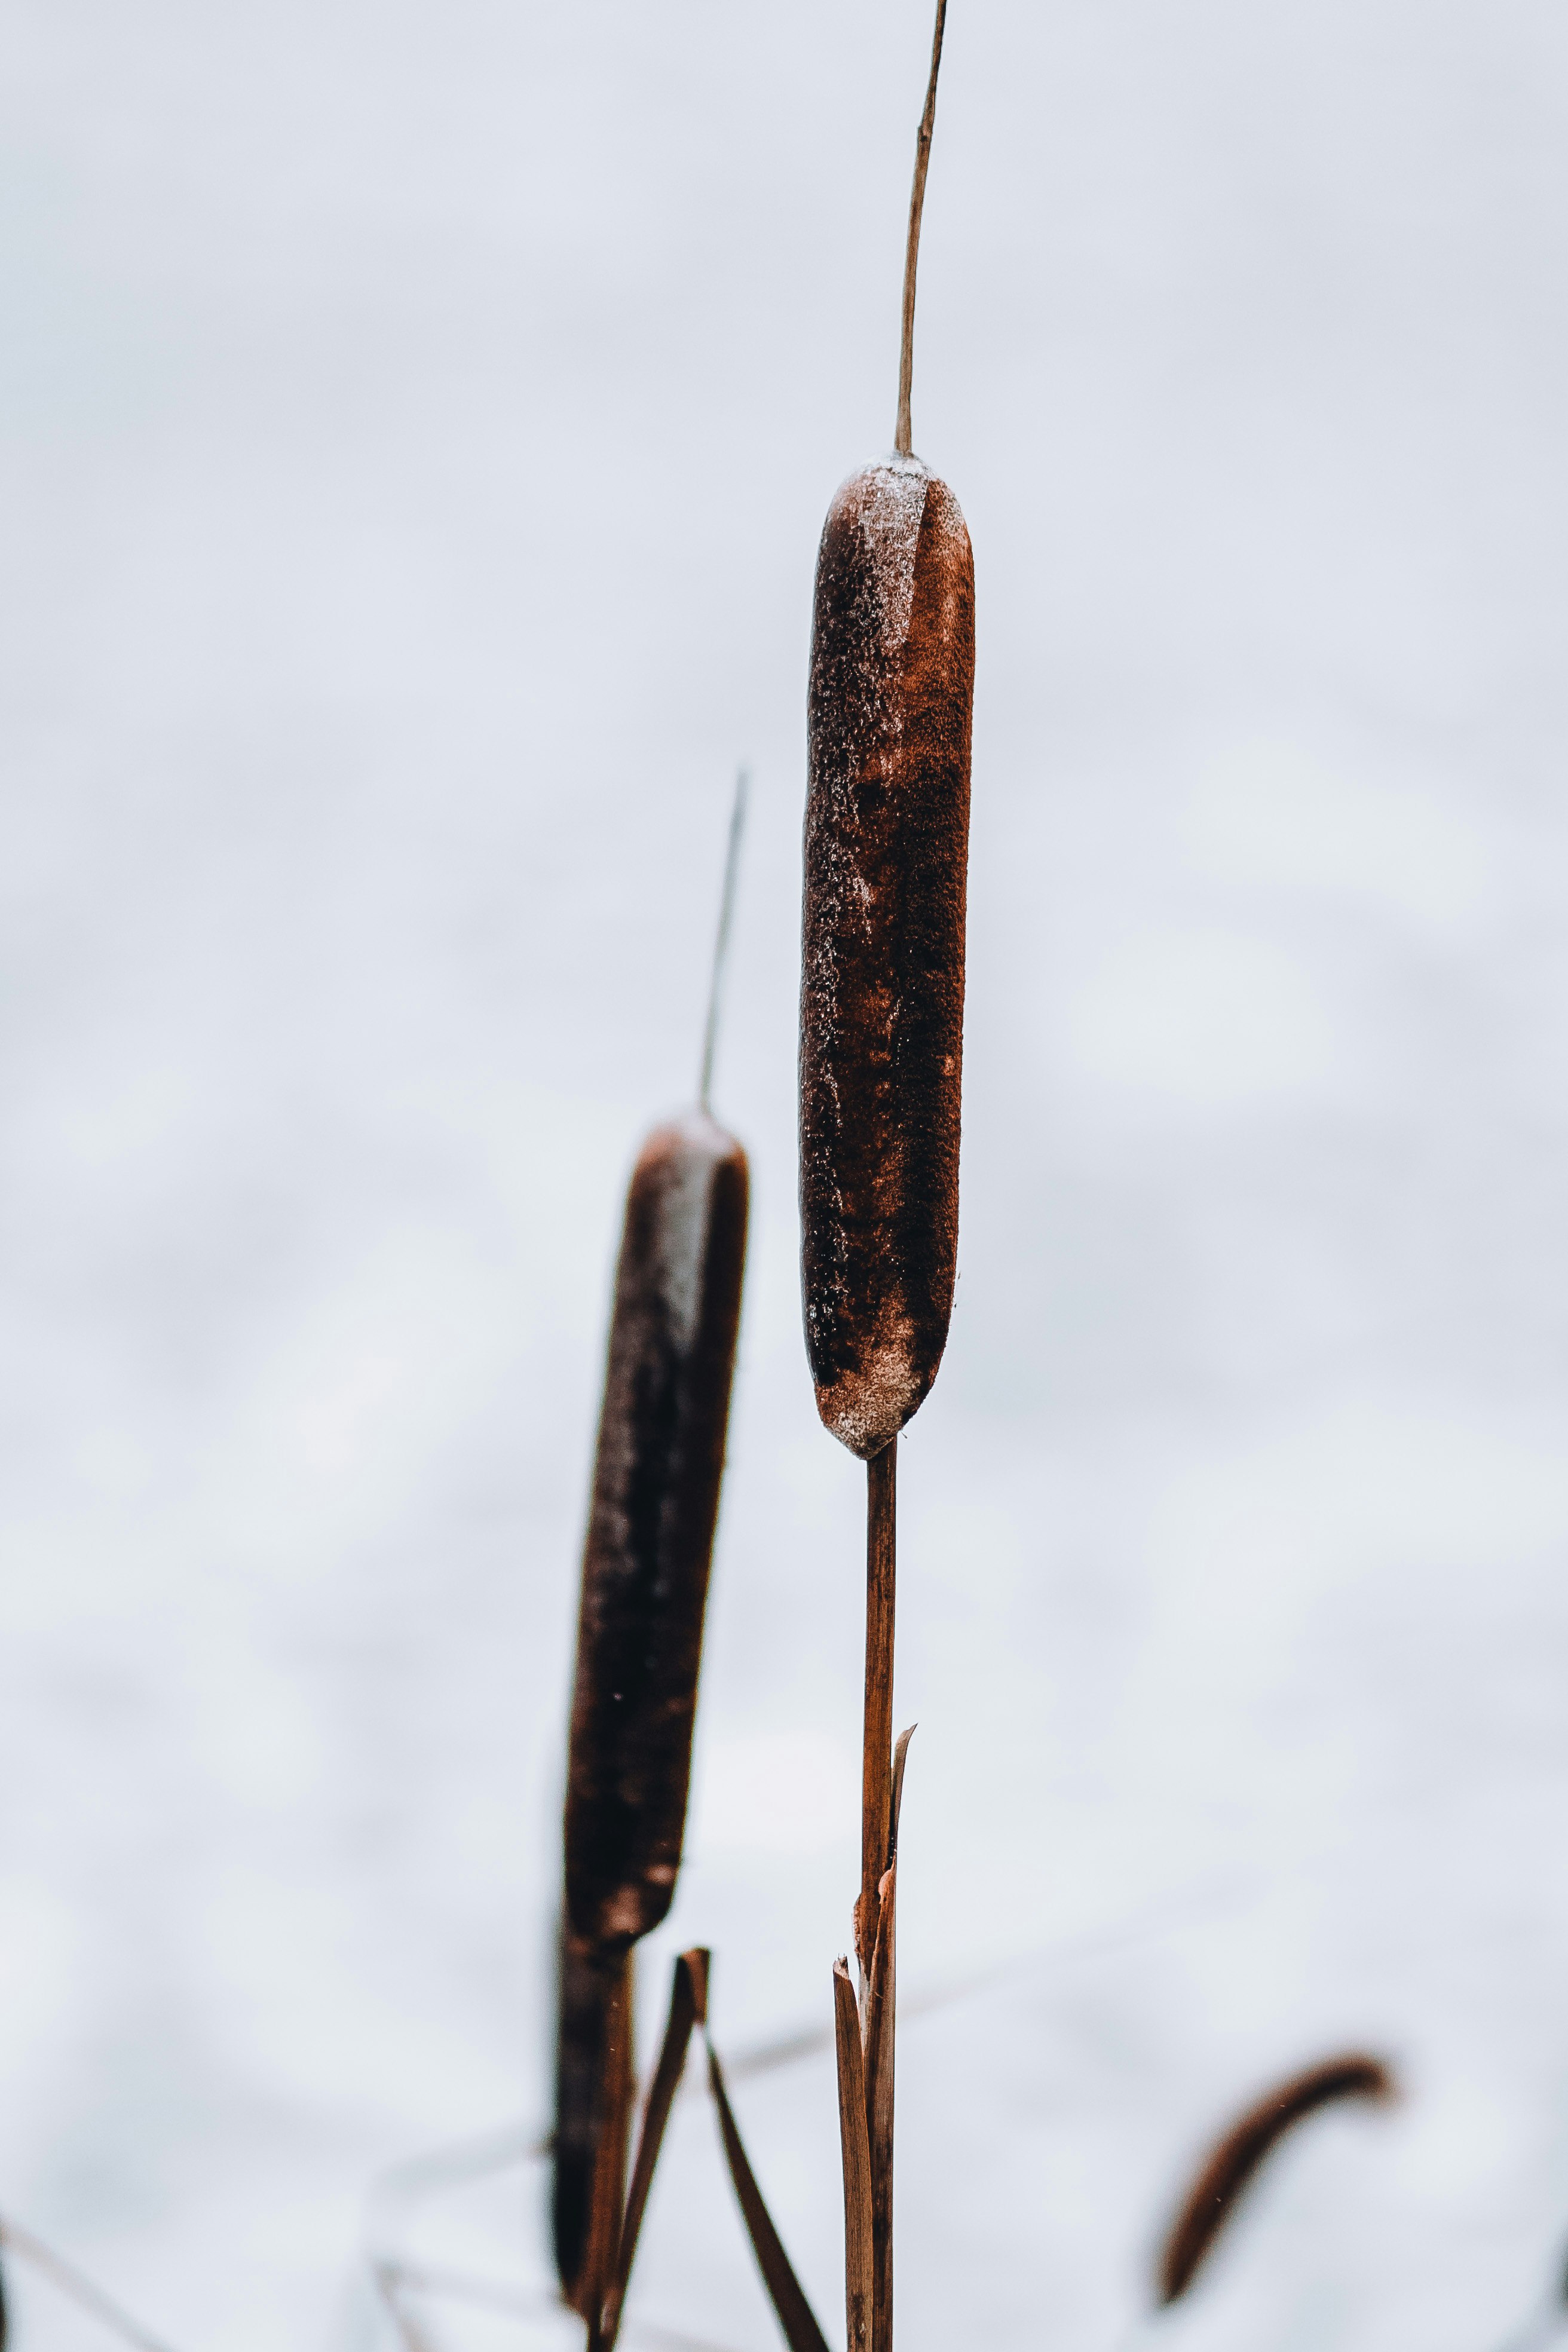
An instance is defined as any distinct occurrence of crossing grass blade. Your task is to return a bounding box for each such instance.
[706,1988,831,2352]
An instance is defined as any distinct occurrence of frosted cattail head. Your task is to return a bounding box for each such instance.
[800,455,975,1457]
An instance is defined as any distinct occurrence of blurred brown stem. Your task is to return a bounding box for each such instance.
[580,1954,636,2342]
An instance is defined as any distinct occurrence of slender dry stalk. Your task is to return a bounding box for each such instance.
[895,0,950,457]
[1156,2052,1396,2304]
[577,1956,636,2333]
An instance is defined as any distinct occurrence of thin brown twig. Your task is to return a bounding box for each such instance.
[894,0,950,457]
[580,1954,636,2334]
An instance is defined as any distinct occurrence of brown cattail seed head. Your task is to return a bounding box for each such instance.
[562,1108,749,1952]
[800,456,975,1457]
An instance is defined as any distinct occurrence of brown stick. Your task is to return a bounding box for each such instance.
[579,1954,635,2340]
[894,0,950,458]
[857,1444,897,1982]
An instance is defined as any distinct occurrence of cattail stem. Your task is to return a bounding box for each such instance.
[858,1443,898,2351]
[858,1444,897,1983]
[894,0,950,458]
[577,1954,635,2338]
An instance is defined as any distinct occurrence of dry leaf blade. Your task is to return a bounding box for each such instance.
[833,1959,874,2352]
[706,2031,831,2352]
[1157,2051,1396,2304]
[600,1949,709,2352]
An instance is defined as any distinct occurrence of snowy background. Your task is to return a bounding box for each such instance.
[4,2,1568,2348]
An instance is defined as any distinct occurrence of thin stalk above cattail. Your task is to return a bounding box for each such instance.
[800,11,970,2348]
[555,791,752,2314]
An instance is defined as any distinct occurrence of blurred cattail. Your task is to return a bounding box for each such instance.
[1156,2052,1396,2305]
[553,1109,748,2301]
[554,783,753,2309]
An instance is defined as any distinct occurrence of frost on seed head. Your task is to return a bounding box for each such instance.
[814,1322,927,1460]
[828,458,930,666]
[638,1107,738,1354]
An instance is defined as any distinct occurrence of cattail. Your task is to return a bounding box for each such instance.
[553,1110,748,2298]
[1156,2053,1396,2305]
[801,10,964,2352]
[800,11,972,1468]
[555,782,753,2307]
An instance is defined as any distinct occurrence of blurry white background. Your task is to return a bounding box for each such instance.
[4,2,1568,2348]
